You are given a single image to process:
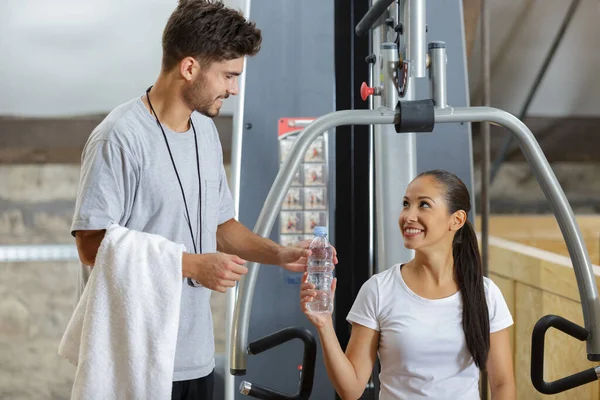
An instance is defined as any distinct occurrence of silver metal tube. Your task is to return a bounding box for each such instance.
[381,42,399,108]
[397,0,407,55]
[226,0,252,397]
[406,0,427,78]
[481,0,492,282]
[230,109,396,372]
[480,1,491,398]
[369,2,379,277]
[386,0,398,43]
[376,39,416,273]
[374,122,416,273]
[435,106,600,356]
[428,42,448,109]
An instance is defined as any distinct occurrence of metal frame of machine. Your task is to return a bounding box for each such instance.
[229,0,600,399]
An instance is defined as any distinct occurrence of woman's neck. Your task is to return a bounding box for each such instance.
[410,247,455,286]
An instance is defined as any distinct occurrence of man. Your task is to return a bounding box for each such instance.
[71,1,333,399]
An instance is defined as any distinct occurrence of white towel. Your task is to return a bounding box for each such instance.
[59,224,185,400]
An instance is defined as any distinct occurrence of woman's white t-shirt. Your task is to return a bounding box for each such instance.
[346,263,513,400]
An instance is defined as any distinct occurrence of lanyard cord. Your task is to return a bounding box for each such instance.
[145,86,203,257]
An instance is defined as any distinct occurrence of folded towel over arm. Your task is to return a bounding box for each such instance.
[59,224,185,400]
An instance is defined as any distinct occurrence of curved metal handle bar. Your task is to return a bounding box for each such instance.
[355,0,396,37]
[230,105,600,375]
[435,106,600,358]
[238,327,317,400]
[531,315,597,394]
[230,109,396,373]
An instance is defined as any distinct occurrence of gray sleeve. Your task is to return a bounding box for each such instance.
[71,139,138,236]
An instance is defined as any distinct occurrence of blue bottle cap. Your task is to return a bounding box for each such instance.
[314,226,328,237]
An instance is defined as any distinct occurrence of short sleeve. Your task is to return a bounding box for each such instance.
[71,139,138,236]
[346,277,380,331]
[485,278,514,333]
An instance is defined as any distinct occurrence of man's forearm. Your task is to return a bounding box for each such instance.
[217,219,282,266]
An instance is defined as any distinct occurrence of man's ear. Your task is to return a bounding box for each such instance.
[450,210,467,232]
[179,57,199,81]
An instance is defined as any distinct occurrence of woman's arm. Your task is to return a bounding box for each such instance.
[317,320,379,399]
[487,328,516,400]
[301,275,379,399]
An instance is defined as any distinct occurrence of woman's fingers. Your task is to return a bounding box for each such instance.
[300,296,315,313]
[300,280,315,301]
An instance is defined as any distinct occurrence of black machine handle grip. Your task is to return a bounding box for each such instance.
[240,327,317,400]
[355,0,396,37]
[531,314,598,395]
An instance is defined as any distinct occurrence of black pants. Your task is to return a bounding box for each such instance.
[172,371,214,400]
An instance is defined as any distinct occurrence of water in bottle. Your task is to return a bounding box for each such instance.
[306,226,334,314]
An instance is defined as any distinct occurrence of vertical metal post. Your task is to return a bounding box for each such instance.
[226,0,252,397]
[480,0,491,398]
[375,39,416,273]
[382,43,400,107]
[406,0,427,78]
[428,42,448,109]
[369,0,379,277]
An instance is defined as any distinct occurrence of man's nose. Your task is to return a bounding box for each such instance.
[228,79,239,96]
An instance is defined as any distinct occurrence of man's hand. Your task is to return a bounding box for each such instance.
[182,252,248,293]
[278,239,339,273]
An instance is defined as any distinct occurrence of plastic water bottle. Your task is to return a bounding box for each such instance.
[306,226,334,314]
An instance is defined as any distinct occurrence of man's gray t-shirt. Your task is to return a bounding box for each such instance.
[71,96,235,381]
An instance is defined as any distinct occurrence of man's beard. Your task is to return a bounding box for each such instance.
[183,74,223,118]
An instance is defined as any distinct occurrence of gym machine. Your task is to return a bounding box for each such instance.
[227,0,600,398]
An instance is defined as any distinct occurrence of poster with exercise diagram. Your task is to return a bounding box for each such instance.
[278,117,329,248]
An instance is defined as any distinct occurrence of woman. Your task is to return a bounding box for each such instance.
[300,170,515,399]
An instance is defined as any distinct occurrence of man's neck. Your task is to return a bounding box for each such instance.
[143,76,192,133]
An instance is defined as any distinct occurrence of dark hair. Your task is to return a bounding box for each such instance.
[162,0,262,71]
[417,169,490,370]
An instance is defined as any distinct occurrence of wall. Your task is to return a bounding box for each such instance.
[0,0,242,118]
[488,234,600,399]
[468,0,600,117]
[2,0,599,119]
[480,214,600,263]
[0,165,229,399]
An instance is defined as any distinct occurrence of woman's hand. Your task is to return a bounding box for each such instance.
[300,272,337,328]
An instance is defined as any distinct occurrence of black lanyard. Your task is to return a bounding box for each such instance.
[145,86,203,260]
